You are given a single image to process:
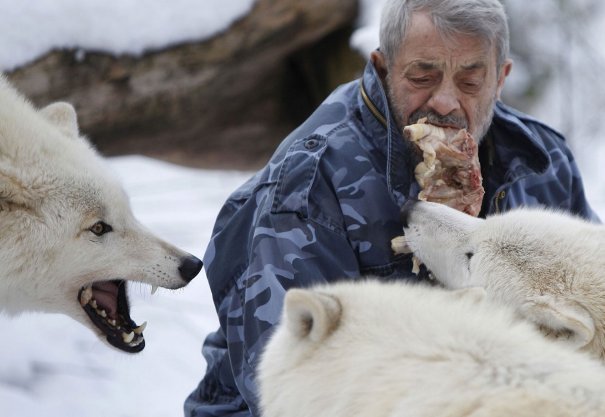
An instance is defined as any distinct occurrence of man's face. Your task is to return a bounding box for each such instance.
[372,12,512,141]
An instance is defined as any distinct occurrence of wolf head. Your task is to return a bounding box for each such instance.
[259,280,605,417]
[397,200,605,360]
[0,76,202,353]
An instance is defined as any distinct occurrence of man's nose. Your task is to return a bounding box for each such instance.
[427,80,460,116]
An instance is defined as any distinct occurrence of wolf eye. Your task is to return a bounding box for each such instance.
[465,252,474,260]
[90,221,113,236]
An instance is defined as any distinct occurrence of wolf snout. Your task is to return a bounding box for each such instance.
[178,255,203,282]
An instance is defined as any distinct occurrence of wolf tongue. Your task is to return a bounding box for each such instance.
[92,282,119,318]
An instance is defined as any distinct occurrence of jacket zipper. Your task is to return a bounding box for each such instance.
[360,80,387,128]
[493,190,506,214]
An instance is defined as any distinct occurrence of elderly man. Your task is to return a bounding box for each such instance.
[185,0,598,416]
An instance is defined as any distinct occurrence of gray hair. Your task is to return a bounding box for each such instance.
[379,0,510,70]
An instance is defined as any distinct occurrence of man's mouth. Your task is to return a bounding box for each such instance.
[78,280,147,353]
[409,112,468,131]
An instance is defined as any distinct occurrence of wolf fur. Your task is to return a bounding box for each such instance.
[395,200,605,360]
[258,280,605,417]
[0,75,202,352]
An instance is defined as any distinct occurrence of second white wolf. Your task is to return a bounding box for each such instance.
[395,199,605,360]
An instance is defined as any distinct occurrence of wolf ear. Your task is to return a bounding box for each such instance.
[40,102,79,138]
[284,288,342,343]
[520,295,595,349]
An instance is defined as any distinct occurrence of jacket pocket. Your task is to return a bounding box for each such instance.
[272,135,327,218]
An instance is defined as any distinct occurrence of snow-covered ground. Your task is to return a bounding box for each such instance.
[1,1,605,416]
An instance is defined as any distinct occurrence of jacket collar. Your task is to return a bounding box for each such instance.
[491,102,551,176]
[358,61,416,205]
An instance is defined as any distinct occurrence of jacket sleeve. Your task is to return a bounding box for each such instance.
[516,116,600,223]
[544,128,600,222]
[185,172,360,416]
[566,149,600,222]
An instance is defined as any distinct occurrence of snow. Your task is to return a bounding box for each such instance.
[350,0,387,59]
[0,0,256,71]
[1,2,605,416]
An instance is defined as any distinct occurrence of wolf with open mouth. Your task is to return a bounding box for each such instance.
[0,75,202,353]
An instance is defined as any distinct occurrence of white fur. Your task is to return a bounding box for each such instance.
[398,200,605,359]
[258,280,605,417]
[0,75,199,347]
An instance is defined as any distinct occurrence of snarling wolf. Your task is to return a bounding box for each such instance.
[0,76,202,353]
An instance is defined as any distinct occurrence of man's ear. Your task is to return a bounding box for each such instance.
[40,102,79,138]
[284,288,342,343]
[371,50,389,83]
[519,295,595,350]
[496,58,513,99]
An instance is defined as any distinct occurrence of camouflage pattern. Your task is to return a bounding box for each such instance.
[184,61,599,417]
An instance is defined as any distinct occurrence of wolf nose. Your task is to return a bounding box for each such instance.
[179,255,203,282]
[400,197,419,229]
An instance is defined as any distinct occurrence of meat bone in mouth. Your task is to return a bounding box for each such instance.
[403,118,484,217]
[395,118,485,280]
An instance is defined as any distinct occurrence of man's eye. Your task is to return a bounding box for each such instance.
[458,79,483,93]
[90,221,113,236]
[410,77,432,86]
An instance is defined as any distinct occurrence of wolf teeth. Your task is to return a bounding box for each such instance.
[80,285,148,348]
[129,336,144,347]
[133,321,147,334]
[79,286,93,306]
[122,331,135,344]
[151,285,158,295]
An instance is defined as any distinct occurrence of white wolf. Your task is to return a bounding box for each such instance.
[394,199,605,360]
[258,280,605,417]
[0,76,202,353]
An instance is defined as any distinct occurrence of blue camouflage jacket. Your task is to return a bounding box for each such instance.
[184,61,599,417]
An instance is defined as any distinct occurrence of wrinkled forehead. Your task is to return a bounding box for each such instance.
[400,12,496,69]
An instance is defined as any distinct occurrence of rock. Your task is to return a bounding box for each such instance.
[6,0,364,169]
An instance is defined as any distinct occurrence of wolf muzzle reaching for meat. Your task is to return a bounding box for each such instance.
[0,75,202,353]
[394,199,605,361]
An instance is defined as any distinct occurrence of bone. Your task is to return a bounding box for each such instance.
[391,236,412,254]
